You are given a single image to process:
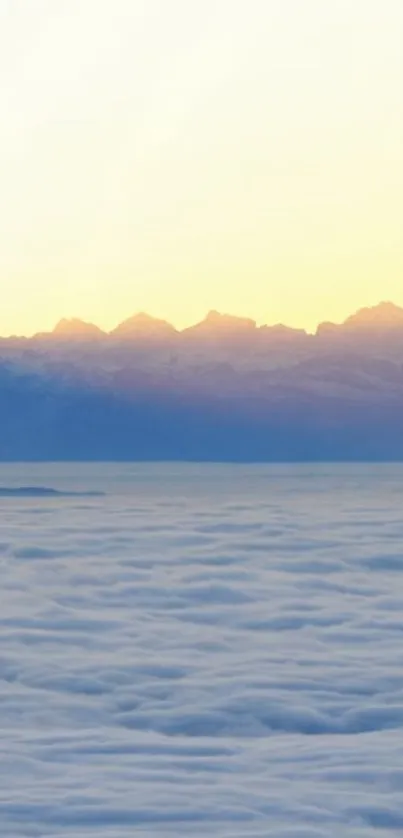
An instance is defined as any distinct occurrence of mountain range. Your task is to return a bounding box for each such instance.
[2,302,403,461]
[5,300,403,342]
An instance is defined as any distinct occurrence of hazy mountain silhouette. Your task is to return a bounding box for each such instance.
[344,301,403,329]
[51,318,106,340]
[183,310,257,341]
[4,300,403,348]
[317,302,403,336]
[110,312,177,341]
[2,302,403,461]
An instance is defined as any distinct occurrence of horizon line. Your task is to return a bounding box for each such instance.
[1,300,402,341]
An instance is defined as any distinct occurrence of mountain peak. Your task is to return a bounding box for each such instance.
[188,311,257,333]
[112,312,176,338]
[52,318,104,339]
[344,302,403,329]
[207,310,256,328]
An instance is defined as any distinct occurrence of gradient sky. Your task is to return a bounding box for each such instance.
[1,0,402,336]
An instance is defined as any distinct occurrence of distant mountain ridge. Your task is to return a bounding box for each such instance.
[2,301,403,461]
[111,312,177,340]
[3,301,403,342]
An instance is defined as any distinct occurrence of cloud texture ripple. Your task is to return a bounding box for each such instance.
[1,462,403,836]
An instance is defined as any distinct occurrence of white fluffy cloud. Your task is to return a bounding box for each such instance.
[1,462,403,835]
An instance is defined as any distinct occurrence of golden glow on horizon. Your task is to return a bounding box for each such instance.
[0,1,403,337]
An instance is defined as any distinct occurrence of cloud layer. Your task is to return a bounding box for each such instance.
[1,462,403,835]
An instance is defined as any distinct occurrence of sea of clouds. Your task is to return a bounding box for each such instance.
[1,462,403,837]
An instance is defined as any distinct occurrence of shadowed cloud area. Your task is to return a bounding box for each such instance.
[2,302,403,461]
[0,487,104,497]
[1,462,403,836]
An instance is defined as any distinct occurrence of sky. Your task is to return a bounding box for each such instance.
[0,0,402,336]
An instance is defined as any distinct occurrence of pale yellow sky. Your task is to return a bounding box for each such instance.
[0,0,402,336]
